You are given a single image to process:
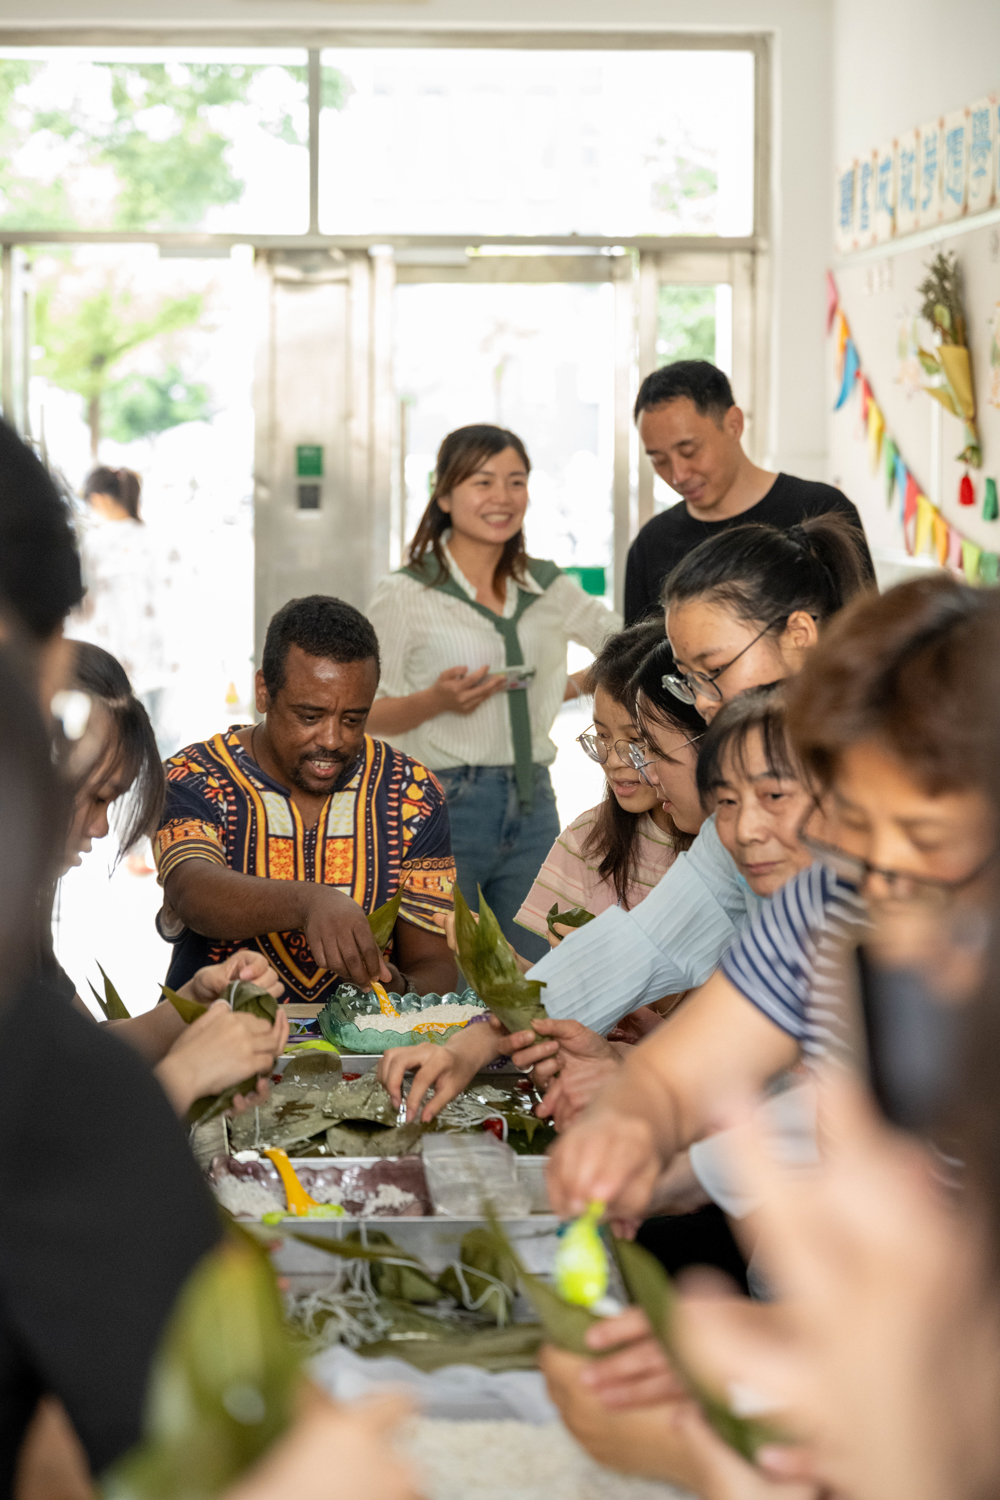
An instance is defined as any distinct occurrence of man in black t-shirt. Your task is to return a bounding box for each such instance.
[624,361,873,624]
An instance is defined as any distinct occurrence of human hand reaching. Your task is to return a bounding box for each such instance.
[430,665,506,717]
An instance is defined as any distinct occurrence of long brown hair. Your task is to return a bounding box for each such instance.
[406,424,530,591]
[581,622,702,908]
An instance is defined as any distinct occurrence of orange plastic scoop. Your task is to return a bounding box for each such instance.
[262,1147,341,1218]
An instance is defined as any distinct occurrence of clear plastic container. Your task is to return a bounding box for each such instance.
[422,1134,531,1218]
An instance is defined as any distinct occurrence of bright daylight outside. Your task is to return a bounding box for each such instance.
[0,43,754,1008]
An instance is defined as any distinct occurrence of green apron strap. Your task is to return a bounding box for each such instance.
[400,557,560,812]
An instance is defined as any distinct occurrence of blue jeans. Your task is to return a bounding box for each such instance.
[435,764,560,966]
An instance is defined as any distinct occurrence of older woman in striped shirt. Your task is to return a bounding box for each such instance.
[366,423,619,961]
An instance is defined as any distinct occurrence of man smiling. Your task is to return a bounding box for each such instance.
[623,360,872,624]
[154,595,457,1004]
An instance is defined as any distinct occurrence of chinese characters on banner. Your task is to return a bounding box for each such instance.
[837,92,997,250]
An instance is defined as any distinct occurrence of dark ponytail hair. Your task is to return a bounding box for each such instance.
[407,424,530,592]
[84,465,142,522]
[662,512,872,629]
[71,642,164,856]
[627,637,707,857]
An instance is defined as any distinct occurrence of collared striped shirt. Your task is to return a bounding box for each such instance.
[367,542,620,771]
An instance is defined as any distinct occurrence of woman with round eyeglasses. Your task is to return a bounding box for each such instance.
[517,514,873,1038]
[662,512,871,721]
[547,574,1000,1225]
[514,620,706,947]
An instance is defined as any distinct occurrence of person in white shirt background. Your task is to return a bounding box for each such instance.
[366,423,620,962]
[67,466,170,755]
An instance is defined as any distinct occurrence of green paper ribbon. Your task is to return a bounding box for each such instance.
[984,478,999,522]
[980,551,1000,585]
[883,436,898,506]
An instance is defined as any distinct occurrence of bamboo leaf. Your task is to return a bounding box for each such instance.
[229,979,280,1023]
[453,885,548,1036]
[924,385,960,417]
[610,1236,780,1461]
[482,1213,599,1355]
[368,883,407,951]
[545,903,596,941]
[93,962,131,1020]
[102,1234,300,1500]
[161,983,208,1025]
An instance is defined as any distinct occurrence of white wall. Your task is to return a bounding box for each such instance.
[830,0,1000,570]
[0,0,835,490]
[833,0,1000,165]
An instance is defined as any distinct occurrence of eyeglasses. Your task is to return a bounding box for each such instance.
[662,618,789,706]
[625,733,703,784]
[799,827,998,908]
[577,729,648,767]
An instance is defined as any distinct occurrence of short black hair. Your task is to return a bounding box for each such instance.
[0,419,84,639]
[633,360,735,424]
[695,685,801,811]
[261,595,381,697]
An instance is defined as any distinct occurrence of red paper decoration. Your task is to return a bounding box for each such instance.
[960,473,975,506]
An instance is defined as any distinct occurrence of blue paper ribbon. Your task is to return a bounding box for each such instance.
[835,340,860,410]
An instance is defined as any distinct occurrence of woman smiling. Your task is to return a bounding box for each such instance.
[367,424,619,960]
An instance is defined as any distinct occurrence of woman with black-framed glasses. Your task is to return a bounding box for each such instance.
[662,511,871,720]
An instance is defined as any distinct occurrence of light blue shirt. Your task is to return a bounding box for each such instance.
[525,815,763,1035]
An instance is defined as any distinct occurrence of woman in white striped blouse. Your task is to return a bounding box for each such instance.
[366,424,619,961]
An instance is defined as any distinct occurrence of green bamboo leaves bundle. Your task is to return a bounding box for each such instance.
[486,1216,778,1461]
[917,251,981,467]
[367,884,406,951]
[88,963,131,1020]
[545,903,596,941]
[161,978,281,1125]
[104,1233,300,1500]
[453,885,548,1037]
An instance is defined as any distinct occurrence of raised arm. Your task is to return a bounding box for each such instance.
[526,818,752,1033]
[163,859,388,989]
[546,969,799,1219]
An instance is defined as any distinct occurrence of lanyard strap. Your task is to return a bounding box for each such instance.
[401,558,557,811]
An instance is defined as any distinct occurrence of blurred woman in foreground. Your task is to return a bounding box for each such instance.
[541,575,1000,1495]
[0,421,416,1499]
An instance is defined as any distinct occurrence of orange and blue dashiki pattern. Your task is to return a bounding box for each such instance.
[153,728,455,1003]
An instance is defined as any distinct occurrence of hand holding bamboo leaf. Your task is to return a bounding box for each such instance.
[452,885,547,1038]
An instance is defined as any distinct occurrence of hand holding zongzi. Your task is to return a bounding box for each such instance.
[155,1001,289,1117]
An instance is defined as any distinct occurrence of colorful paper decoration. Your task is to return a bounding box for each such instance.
[835,310,850,375]
[867,400,885,472]
[915,494,935,556]
[931,511,950,565]
[962,539,983,583]
[835,340,860,410]
[830,300,990,582]
[826,271,839,335]
[883,436,899,505]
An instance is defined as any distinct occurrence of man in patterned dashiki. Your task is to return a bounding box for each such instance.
[153,595,458,1005]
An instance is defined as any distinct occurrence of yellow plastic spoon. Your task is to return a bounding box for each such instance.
[263,1147,342,1219]
[554,1199,609,1308]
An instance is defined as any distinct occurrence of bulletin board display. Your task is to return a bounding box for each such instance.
[829,221,1000,562]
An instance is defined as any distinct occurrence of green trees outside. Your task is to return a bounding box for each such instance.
[3,56,346,452]
[35,273,205,457]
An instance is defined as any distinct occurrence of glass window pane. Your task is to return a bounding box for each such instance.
[653,282,734,512]
[0,49,309,232]
[395,281,615,575]
[320,48,754,238]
